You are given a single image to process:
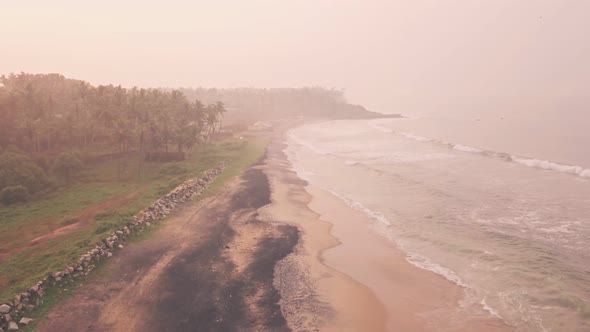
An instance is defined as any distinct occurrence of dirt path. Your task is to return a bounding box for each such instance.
[35,165,298,332]
[0,191,140,263]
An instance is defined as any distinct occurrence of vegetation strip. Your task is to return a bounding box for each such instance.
[0,162,225,331]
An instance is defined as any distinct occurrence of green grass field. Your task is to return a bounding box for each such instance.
[0,137,268,304]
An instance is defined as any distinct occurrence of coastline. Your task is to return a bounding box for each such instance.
[264,136,388,331]
[267,122,511,331]
[30,120,514,331]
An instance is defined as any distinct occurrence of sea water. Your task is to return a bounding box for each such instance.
[286,117,590,331]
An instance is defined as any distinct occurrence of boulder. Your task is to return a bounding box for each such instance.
[28,285,39,295]
[18,318,33,325]
[0,304,10,314]
[7,321,18,330]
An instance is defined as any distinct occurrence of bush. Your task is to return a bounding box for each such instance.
[0,185,30,205]
[33,155,52,172]
[53,152,84,184]
[0,152,47,193]
[159,164,188,175]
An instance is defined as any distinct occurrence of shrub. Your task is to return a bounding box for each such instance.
[0,152,47,193]
[0,185,30,205]
[159,164,188,175]
[95,221,118,234]
[33,155,52,172]
[53,152,84,184]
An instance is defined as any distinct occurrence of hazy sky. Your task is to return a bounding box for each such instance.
[2,1,589,114]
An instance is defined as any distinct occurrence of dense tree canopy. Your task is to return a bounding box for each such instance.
[0,73,226,155]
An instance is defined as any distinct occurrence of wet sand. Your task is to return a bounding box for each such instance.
[265,128,511,331]
[264,139,388,331]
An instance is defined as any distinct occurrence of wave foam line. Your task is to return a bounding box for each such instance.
[367,119,394,133]
[323,188,391,227]
[401,133,431,142]
[511,157,590,178]
[287,130,328,155]
[394,131,590,179]
[480,297,504,319]
[344,160,360,166]
[404,253,468,288]
[323,187,474,292]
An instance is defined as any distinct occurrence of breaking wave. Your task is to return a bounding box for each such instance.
[401,133,431,142]
[368,120,394,133]
[323,188,391,227]
[453,144,483,153]
[287,130,328,155]
[394,130,590,179]
[511,157,590,178]
[404,253,468,288]
[323,187,472,289]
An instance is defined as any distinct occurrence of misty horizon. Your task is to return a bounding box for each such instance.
[3,1,589,115]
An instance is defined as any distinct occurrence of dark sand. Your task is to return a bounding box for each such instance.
[36,164,298,332]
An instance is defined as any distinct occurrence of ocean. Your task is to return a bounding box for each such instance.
[285,116,590,332]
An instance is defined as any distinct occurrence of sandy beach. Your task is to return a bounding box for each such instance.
[265,125,512,331]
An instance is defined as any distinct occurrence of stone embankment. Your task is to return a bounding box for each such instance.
[0,163,225,331]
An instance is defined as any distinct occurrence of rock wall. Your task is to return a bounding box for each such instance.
[0,162,225,331]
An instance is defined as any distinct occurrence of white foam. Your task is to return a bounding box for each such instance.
[539,223,573,234]
[287,130,328,155]
[344,160,360,166]
[480,297,504,319]
[395,131,590,179]
[324,188,392,227]
[404,253,468,288]
[401,132,431,142]
[511,157,590,178]
[367,119,394,133]
[453,144,483,153]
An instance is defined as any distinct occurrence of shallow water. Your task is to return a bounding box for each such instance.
[286,119,590,332]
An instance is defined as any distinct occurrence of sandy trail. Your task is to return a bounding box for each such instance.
[36,165,298,332]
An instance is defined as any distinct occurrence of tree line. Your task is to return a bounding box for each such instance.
[0,73,226,155]
[0,73,226,204]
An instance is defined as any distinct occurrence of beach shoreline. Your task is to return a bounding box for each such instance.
[268,121,512,331]
[264,135,388,331]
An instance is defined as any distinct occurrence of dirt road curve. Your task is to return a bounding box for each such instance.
[36,165,298,332]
